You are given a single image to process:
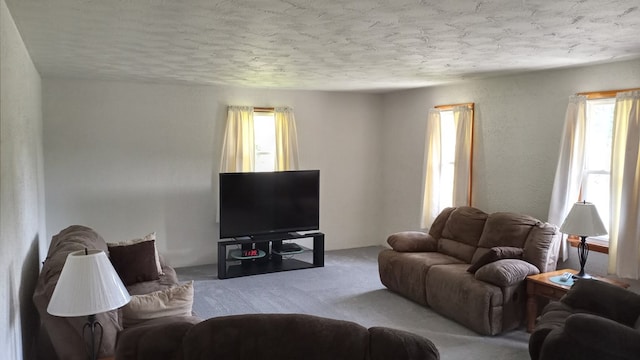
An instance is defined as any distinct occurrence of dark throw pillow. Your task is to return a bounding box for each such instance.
[109,240,159,286]
[467,246,524,273]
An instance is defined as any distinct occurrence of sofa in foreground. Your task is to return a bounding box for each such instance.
[529,279,640,360]
[116,313,440,360]
[33,225,200,359]
[378,206,560,335]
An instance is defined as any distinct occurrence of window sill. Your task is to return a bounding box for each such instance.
[568,237,609,254]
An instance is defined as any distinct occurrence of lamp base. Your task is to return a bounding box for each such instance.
[575,235,591,281]
[572,273,592,280]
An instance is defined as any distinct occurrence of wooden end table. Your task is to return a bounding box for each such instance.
[526,268,629,332]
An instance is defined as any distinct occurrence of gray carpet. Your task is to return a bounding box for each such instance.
[176,246,530,360]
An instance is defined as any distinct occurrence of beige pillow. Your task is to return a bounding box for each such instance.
[108,232,164,275]
[121,281,194,327]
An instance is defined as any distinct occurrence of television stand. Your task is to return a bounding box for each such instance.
[217,232,324,279]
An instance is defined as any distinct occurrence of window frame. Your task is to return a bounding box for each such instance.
[434,102,475,208]
[566,88,640,254]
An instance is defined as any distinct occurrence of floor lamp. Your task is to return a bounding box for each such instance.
[47,249,131,360]
[559,201,608,279]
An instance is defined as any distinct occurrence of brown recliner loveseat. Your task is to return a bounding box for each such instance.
[378,206,560,335]
[116,313,440,360]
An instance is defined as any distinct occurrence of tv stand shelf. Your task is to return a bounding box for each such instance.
[217,232,324,279]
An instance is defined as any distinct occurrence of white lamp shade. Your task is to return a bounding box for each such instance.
[559,201,608,237]
[47,249,131,317]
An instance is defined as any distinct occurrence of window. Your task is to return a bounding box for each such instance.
[581,98,615,240]
[436,110,456,210]
[253,111,276,172]
[421,103,474,228]
[220,106,299,173]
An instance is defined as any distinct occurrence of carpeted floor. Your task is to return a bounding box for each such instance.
[176,246,531,360]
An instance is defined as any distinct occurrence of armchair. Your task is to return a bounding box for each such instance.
[529,278,640,360]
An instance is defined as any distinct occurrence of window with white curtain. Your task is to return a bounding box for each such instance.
[220,106,299,174]
[581,98,615,240]
[421,103,474,229]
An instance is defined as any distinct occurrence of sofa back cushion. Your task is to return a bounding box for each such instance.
[471,212,537,264]
[428,207,456,239]
[182,314,369,359]
[438,207,488,262]
[477,212,538,249]
[523,222,559,272]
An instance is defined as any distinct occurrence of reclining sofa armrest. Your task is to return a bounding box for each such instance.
[474,259,540,287]
[540,313,640,360]
[561,279,640,327]
[387,231,438,252]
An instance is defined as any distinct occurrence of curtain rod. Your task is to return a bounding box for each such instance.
[435,102,474,110]
[578,88,640,99]
[254,107,275,112]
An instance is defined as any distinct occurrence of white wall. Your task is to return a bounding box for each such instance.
[0,1,46,358]
[380,58,640,235]
[43,79,382,267]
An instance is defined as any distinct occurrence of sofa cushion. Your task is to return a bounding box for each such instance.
[115,315,201,360]
[378,249,464,305]
[428,207,456,239]
[438,238,477,263]
[108,232,164,275]
[477,212,537,249]
[387,231,437,252]
[109,240,160,286]
[182,314,370,359]
[122,281,194,328]
[467,246,524,273]
[523,222,559,273]
[441,206,488,247]
[474,259,540,287]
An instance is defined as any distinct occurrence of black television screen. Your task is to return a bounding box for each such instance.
[219,170,320,239]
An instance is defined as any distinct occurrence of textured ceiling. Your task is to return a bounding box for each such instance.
[6,0,640,92]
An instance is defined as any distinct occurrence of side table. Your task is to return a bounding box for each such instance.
[526,268,629,332]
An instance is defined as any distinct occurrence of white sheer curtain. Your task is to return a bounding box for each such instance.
[274,106,300,171]
[548,95,587,261]
[421,109,442,228]
[452,105,474,206]
[420,106,473,229]
[219,106,255,173]
[608,90,640,279]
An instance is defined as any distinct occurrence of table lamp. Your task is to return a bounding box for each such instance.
[559,201,607,279]
[47,249,131,360]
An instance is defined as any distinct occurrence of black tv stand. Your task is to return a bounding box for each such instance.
[250,232,298,241]
[217,232,324,279]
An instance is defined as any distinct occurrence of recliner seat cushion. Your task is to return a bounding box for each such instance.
[378,249,464,305]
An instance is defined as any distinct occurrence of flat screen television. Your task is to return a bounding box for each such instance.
[219,170,320,239]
